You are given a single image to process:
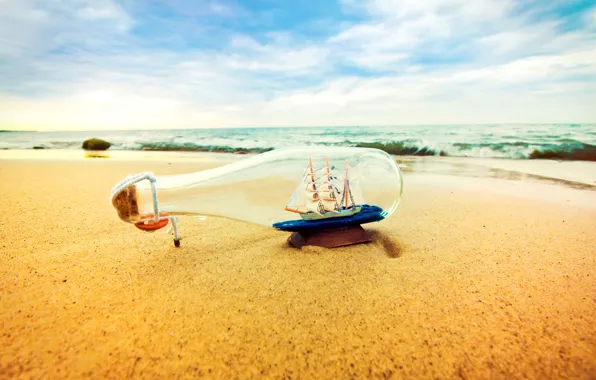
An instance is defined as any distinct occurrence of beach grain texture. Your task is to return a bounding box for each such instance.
[1,159,595,379]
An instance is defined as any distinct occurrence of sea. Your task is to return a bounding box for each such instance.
[1,124,595,161]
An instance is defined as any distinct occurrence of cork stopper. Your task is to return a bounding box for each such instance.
[112,184,141,223]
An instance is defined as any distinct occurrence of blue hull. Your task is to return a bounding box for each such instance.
[272,204,386,232]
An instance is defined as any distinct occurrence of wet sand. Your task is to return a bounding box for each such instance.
[1,155,595,378]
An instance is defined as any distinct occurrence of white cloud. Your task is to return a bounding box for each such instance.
[447,48,596,85]
[76,3,128,22]
[0,0,132,58]
[150,0,247,17]
[0,0,595,130]
[348,52,408,70]
[223,36,329,72]
[328,0,523,73]
[0,89,228,131]
[475,21,559,57]
[362,0,513,21]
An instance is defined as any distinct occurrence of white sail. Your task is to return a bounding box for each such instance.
[306,191,321,201]
[323,162,342,194]
[321,199,338,212]
[318,191,332,199]
[318,188,336,200]
[320,182,339,210]
[306,200,323,214]
[287,187,298,205]
[324,163,333,182]
[305,178,318,197]
[285,169,309,213]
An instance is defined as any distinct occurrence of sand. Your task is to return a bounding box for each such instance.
[1,156,596,379]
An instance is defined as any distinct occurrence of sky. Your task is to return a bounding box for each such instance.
[0,0,595,131]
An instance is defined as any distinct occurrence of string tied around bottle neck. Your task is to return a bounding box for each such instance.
[110,171,181,247]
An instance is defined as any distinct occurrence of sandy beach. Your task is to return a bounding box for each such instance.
[1,153,595,379]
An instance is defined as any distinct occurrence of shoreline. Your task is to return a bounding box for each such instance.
[2,147,595,186]
[0,148,254,162]
[2,149,595,211]
[3,146,596,162]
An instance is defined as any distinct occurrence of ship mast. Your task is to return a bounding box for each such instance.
[307,157,326,214]
[342,159,355,209]
[309,157,316,183]
[343,160,349,208]
[324,157,331,182]
[324,156,340,211]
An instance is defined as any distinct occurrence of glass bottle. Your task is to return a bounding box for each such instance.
[111,146,404,240]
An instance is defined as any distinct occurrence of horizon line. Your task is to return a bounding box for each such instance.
[2,122,594,133]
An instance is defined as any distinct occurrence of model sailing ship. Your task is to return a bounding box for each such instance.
[272,157,385,232]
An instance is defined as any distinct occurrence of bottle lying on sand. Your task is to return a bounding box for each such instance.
[110,146,404,245]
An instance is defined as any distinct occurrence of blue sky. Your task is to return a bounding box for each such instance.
[0,0,595,130]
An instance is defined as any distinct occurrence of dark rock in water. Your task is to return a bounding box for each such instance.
[82,138,111,151]
[33,146,46,150]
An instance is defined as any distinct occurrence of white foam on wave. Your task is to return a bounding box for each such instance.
[1,124,595,160]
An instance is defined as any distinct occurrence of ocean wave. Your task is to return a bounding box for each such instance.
[529,141,596,161]
[308,130,386,137]
[5,139,596,161]
[353,142,446,156]
[138,142,274,154]
[2,125,595,161]
[349,140,596,161]
[453,142,530,149]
